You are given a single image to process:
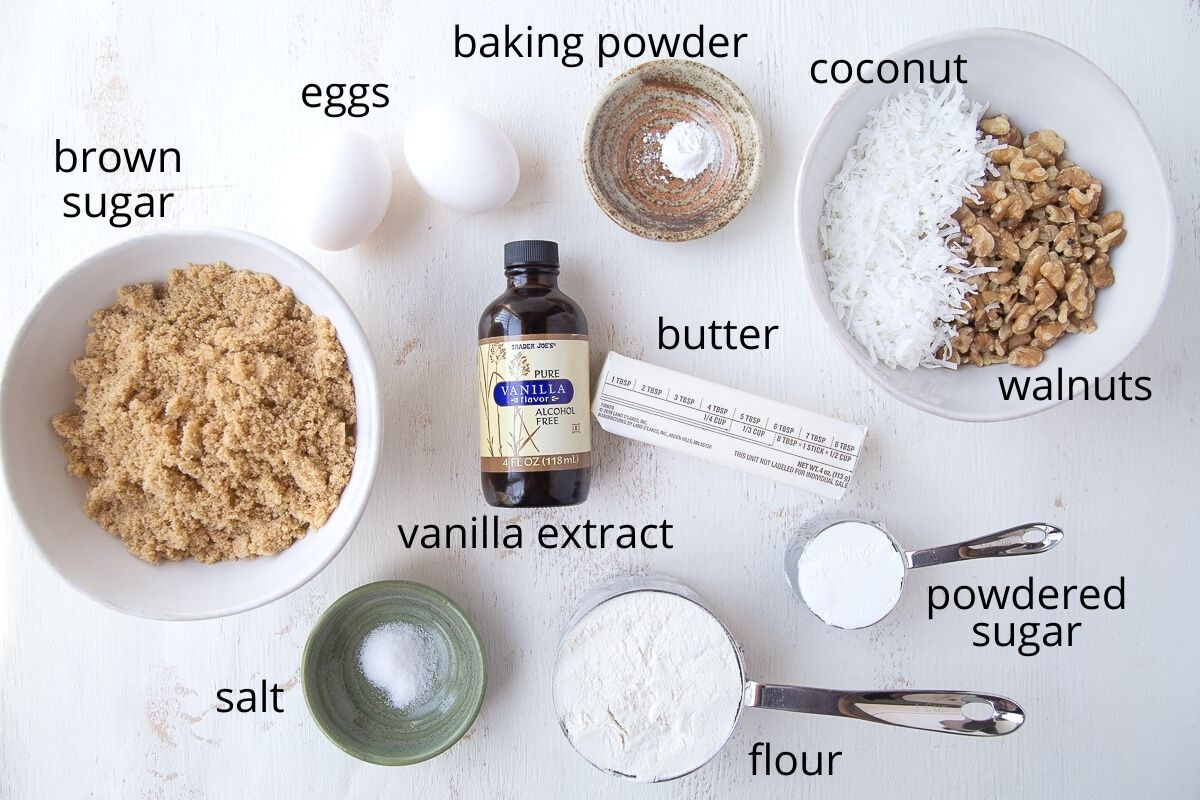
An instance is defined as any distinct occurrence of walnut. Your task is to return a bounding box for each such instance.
[978,180,1008,205]
[1040,260,1066,290]
[989,146,1021,165]
[1054,223,1083,259]
[1065,270,1090,313]
[950,114,1122,368]
[995,230,1021,262]
[990,194,1025,223]
[1056,166,1094,190]
[1010,156,1048,182]
[1025,130,1066,157]
[1089,260,1115,289]
[1068,184,1101,218]
[1024,144,1057,167]
[1034,321,1064,342]
[952,206,976,228]
[1097,210,1123,234]
[1033,279,1057,311]
[1011,181,1035,213]
[1096,227,1126,251]
[1029,181,1058,209]
[968,225,995,258]
[1008,346,1044,367]
[1011,306,1038,335]
[1046,204,1075,224]
[980,115,1011,136]
[1024,245,1050,274]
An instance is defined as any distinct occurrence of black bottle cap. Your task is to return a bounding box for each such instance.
[504,240,559,268]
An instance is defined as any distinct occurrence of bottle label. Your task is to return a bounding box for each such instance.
[478,334,592,473]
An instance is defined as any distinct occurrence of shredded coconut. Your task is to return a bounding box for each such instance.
[553,590,743,782]
[820,85,998,369]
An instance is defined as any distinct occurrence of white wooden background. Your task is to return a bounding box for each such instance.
[2,1,1197,797]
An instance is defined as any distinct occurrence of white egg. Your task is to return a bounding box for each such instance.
[291,130,392,251]
[403,106,520,213]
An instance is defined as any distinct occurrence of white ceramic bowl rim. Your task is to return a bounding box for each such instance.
[794,27,1177,422]
[0,228,383,619]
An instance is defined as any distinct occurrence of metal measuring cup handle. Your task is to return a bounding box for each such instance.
[743,683,1024,736]
[905,523,1064,569]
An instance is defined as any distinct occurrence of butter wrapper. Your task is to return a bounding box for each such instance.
[591,352,866,499]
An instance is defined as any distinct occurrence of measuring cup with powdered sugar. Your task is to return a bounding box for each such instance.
[552,574,1024,783]
[784,516,1064,630]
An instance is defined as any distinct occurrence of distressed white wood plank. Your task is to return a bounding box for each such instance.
[1,0,1198,797]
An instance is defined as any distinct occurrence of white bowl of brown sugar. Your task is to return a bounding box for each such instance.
[1,229,382,619]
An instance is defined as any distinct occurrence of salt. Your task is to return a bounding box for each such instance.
[358,622,438,710]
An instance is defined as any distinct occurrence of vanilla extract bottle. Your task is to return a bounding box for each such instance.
[477,240,592,507]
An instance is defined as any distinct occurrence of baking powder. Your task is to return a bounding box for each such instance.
[658,121,716,180]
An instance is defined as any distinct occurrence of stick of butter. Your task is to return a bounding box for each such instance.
[591,352,867,499]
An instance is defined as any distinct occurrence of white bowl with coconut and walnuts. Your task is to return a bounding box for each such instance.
[795,28,1176,421]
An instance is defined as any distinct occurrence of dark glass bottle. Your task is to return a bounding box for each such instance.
[477,240,591,507]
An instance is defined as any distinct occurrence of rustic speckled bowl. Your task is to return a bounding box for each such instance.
[302,580,486,765]
[583,59,763,242]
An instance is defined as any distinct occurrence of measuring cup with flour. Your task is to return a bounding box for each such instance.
[784,517,1064,630]
[552,575,1024,782]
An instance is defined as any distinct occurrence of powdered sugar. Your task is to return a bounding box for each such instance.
[796,521,906,629]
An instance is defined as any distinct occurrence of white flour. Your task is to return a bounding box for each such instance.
[553,590,743,782]
[796,520,906,629]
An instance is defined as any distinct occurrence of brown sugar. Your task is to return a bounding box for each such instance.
[52,262,356,564]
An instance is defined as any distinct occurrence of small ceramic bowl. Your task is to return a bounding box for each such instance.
[303,581,487,766]
[583,58,763,242]
[0,229,382,618]
[795,29,1175,421]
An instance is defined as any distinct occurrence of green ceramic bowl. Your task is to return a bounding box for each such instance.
[302,580,486,765]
